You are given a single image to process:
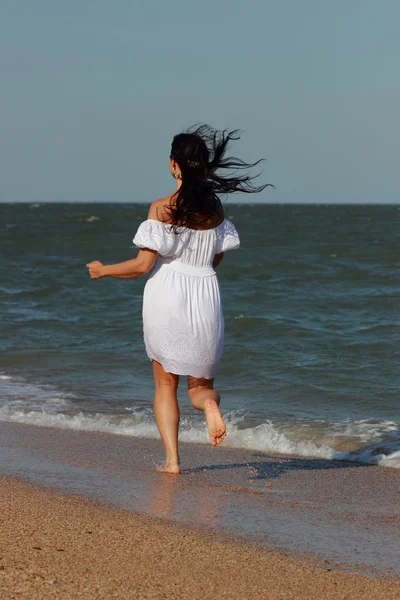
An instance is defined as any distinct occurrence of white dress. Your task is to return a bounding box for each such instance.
[133,218,240,379]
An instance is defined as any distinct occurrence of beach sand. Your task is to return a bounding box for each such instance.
[1,476,400,600]
[1,421,399,599]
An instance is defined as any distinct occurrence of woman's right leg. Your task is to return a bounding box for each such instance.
[152,360,180,474]
[187,377,226,446]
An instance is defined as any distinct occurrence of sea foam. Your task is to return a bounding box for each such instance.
[1,373,399,469]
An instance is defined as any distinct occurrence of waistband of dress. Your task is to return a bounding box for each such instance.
[158,260,216,278]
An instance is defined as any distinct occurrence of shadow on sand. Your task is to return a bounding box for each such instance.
[185,454,368,480]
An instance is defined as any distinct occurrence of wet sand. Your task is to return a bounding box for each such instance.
[2,477,400,600]
[1,421,400,598]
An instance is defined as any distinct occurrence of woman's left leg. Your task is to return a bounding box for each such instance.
[152,360,181,474]
[187,376,226,446]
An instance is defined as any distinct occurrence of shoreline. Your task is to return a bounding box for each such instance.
[1,476,400,599]
[1,421,400,587]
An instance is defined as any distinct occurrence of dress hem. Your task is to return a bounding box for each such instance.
[148,355,217,380]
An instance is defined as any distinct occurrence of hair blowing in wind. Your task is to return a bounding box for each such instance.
[167,124,273,230]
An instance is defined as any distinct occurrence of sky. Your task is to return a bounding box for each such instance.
[1,0,399,204]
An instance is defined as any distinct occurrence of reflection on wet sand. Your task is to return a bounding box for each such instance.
[148,473,221,527]
[148,473,177,519]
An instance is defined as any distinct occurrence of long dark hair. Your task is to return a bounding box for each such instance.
[166,124,273,230]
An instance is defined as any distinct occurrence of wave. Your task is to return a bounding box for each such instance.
[1,377,399,470]
[7,283,65,299]
[0,406,399,469]
[1,373,399,469]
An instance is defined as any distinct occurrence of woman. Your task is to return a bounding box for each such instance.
[87,125,269,474]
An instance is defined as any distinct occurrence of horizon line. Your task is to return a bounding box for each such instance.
[1,201,400,206]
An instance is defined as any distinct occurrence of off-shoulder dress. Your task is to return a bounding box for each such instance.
[133,218,240,379]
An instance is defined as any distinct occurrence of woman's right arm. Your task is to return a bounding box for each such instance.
[87,249,157,279]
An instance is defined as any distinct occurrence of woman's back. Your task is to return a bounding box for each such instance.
[133,217,239,269]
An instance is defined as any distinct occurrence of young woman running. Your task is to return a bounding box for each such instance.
[87,125,268,474]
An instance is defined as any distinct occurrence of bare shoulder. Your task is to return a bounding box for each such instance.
[147,196,174,222]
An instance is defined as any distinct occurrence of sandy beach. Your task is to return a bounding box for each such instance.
[1,476,399,600]
[1,421,399,598]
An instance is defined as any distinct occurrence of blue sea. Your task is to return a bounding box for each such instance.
[1,202,399,468]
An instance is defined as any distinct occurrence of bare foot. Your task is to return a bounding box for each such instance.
[156,463,181,475]
[204,399,226,446]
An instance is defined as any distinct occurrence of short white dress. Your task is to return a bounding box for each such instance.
[133,218,240,379]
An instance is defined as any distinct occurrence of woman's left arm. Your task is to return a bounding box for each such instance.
[86,249,158,280]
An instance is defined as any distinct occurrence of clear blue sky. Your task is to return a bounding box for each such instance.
[1,0,399,203]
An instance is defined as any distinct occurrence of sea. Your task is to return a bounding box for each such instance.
[1,202,399,469]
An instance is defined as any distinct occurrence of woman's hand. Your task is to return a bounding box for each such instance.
[86,261,105,279]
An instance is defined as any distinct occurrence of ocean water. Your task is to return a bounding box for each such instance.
[1,202,399,469]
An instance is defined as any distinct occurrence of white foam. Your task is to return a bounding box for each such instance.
[0,372,77,413]
[1,372,399,469]
[0,406,398,469]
